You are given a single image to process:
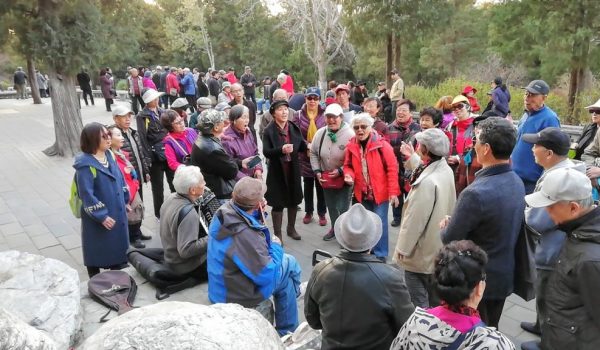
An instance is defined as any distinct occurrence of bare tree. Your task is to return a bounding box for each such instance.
[279,0,355,91]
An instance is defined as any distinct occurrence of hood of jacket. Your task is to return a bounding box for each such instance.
[212,201,266,241]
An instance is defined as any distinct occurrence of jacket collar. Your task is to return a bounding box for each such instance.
[475,163,512,178]
[412,159,448,186]
[338,250,384,263]
[558,206,600,242]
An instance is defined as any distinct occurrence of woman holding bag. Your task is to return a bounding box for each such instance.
[108,125,146,249]
[309,103,355,241]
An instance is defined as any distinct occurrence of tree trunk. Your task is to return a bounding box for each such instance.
[393,35,401,73]
[317,59,327,94]
[43,69,83,157]
[386,33,393,88]
[26,57,42,104]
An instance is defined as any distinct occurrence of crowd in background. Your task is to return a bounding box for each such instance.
[71,64,600,350]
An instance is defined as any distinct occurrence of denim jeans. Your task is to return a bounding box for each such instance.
[273,253,302,335]
[361,200,389,258]
[257,98,270,113]
[322,186,352,230]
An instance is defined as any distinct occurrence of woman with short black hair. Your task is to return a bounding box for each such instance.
[74,122,130,277]
[161,109,198,172]
[390,240,516,350]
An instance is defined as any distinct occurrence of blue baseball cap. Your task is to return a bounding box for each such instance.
[305,87,321,98]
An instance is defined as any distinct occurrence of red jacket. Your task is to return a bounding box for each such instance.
[343,132,400,205]
[166,72,180,94]
[282,75,294,95]
[467,96,481,113]
[112,149,139,204]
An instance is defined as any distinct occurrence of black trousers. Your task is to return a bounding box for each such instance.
[131,95,145,115]
[245,92,256,106]
[478,298,506,328]
[149,160,175,218]
[185,94,196,113]
[128,222,142,242]
[82,88,94,105]
[303,177,326,216]
[104,98,113,112]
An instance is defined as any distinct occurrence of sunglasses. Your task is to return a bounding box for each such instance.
[590,110,600,116]
[306,96,320,101]
[452,104,465,111]
[353,125,369,131]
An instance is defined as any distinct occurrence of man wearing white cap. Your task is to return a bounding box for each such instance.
[305,203,414,350]
[524,167,600,350]
[136,89,175,219]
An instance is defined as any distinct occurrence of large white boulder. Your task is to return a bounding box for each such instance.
[0,307,58,350]
[0,250,81,349]
[80,301,284,350]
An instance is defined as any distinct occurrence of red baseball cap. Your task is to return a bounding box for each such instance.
[462,85,477,94]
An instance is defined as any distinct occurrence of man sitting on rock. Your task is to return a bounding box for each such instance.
[304,203,415,349]
[159,166,209,280]
[207,177,302,336]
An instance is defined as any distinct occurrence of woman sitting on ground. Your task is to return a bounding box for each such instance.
[390,240,516,350]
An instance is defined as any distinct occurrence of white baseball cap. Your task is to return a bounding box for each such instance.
[324,103,343,116]
[111,105,133,117]
[525,167,592,208]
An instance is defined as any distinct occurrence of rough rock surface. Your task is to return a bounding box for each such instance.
[80,301,285,350]
[0,307,58,350]
[0,250,81,349]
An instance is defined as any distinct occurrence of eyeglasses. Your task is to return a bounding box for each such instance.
[101,132,111,140]
[452,104,465,111]
[116,114,132,119]
[173,119,185,125]
[306,96,319,101]
[590,110,600,116]
[353,125,370,131]
[325,114,340,119]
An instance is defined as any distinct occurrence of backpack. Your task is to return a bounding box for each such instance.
[69,167,96,218]
[88,270,137,322]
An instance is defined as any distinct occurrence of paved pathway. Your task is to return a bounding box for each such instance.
[0,97,538,347]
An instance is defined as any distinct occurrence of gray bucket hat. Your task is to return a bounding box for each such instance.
[415,128,450,157]
[334,203,382,252]
[197,109,227,133]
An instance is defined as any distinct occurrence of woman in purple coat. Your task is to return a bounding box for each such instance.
[294,87,327,226]
[100,68,114,112]
[222,105,263,179]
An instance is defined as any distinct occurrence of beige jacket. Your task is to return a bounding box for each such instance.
[393,159,456,274]
[309,124,354,173]
[389,77,405,102]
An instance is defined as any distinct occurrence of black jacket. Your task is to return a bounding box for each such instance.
[76,72,91,90]
[13,70,27,85]
[208,78,220,98]
[190,135,239,199]
[262,121,306,208]
[541,206,600,350]
[574,123,598,160]
[197,79,209,98]
[240,73,257,94]
[305,251,415,350]
[135,107,166,163]
[114,126,151,181]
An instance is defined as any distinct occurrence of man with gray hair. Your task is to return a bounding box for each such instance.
[524,167,600,349]
[159,165,209,279]
[259,88,296,140]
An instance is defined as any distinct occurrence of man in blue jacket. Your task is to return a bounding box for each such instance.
[181,68,197,113]
[207,177,302,336]
[511,79,560,194]
[441,117,525,328]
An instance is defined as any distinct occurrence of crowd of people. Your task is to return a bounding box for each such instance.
[71,64,600,350]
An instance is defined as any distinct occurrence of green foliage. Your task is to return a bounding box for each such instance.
[115,79,127,91]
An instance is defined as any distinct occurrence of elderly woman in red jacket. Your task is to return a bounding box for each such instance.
[343,113,400,261]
